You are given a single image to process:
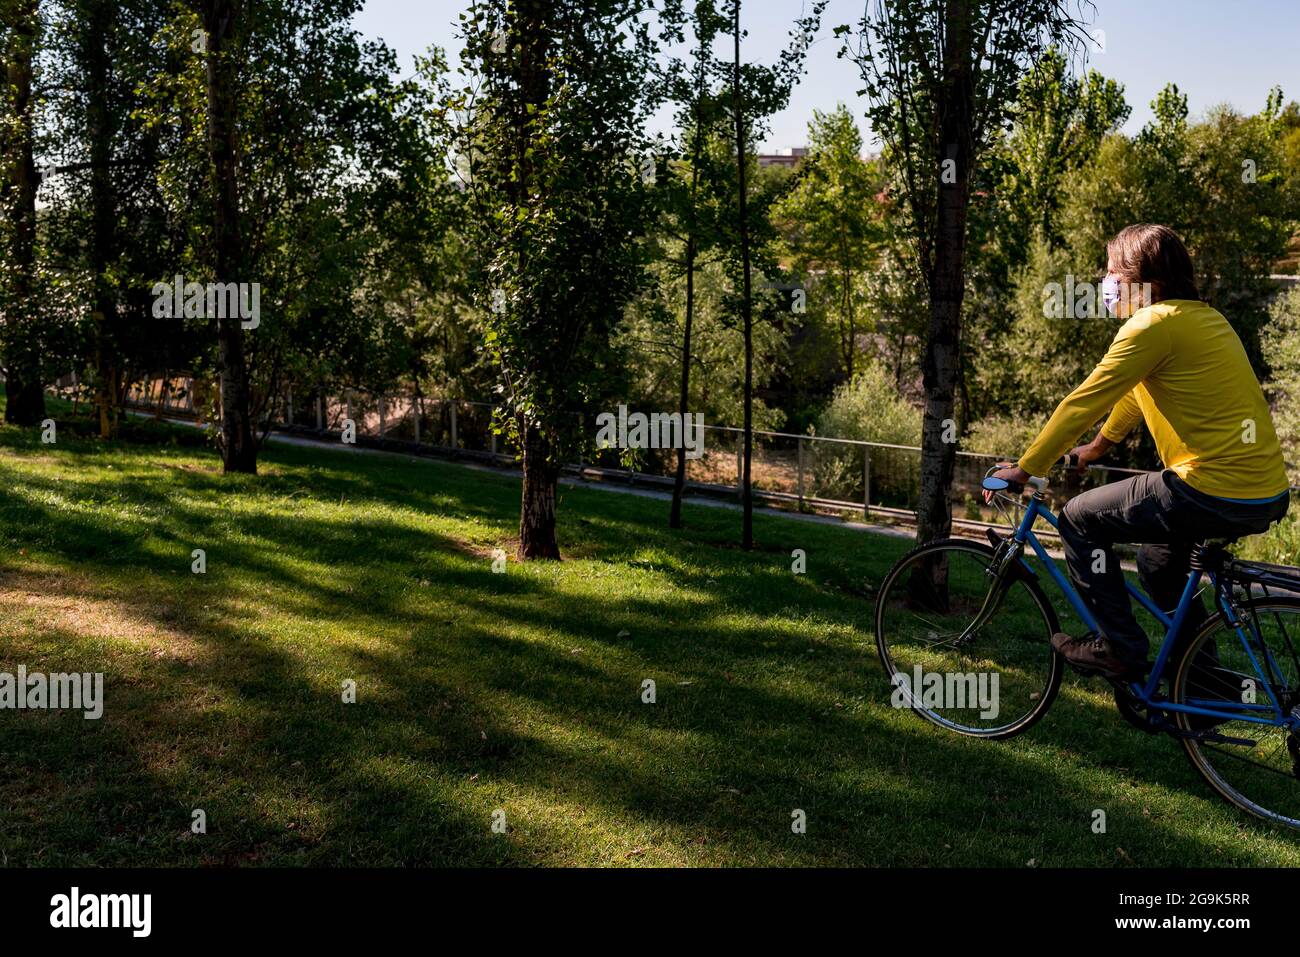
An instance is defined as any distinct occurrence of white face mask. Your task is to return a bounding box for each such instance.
[1101,274,1123,316]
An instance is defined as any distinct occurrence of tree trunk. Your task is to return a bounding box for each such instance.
[509,1,557,558]
[915,0,974,551]
[518,419,561,559]
[670,231,696,530]
[4,369,44,423]
[912,0,975,605]
[733,0,754,551]
[670,57,709,531]
[82,0,120,438]
[2,0,45,426]
[201,0,256,474]
[842,261,854,378]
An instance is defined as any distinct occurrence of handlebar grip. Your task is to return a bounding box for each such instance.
[1062,453,1080,469]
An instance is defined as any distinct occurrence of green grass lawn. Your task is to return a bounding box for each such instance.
[2,402,1298,866]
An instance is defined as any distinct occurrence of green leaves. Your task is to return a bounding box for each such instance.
[453,1,662,466]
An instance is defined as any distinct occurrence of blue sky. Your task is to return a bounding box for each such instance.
[352,0,1300,151]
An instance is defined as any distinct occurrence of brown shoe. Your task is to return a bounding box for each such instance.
[1051,632,1144,681]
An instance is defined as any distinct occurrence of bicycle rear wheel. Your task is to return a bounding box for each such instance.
[1174,597,1300,829]
[874,538,1063,738]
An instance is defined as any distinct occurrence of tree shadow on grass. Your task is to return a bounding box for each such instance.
[0,567,544,866]
[1,432,1297,864]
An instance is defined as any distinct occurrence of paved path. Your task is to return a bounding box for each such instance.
[265,432,917,538]
[255,433,1101,559]
[130,412,1082,560]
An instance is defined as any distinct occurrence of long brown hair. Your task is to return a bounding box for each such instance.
[1106,224,1200,303]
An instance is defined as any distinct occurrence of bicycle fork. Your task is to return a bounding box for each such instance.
[955,535,1025,646]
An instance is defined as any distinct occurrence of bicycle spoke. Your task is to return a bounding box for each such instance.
[1201,742,1294,781]
[1178,599,1300,829]
[876,540,1060,739]
[1268,607,1300,678]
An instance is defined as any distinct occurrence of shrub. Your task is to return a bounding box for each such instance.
[811,362,921,504]
[815,361,921,446]
[1263,286,1300,483]
[963,414,1046,459]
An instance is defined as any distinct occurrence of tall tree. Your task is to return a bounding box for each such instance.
[841,0,1092,558]
[987,48,1129,269]
[664,0,726,529]
[774,104,882,379]
[0,0,45,424]
[730,0,755,549]
[135,1,429,468]
[82,0,119,437]
[722,0,823,550]
[44,0,179,438]
[192,0,256,472]
[453,0,662,559]
[965,49,1128,419]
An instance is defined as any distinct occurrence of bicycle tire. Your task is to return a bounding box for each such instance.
[873,537,1064,739]
[1174,596,1300,829]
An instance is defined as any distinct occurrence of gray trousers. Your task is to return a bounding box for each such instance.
[1056,470,1289,666]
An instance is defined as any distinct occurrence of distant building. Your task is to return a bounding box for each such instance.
[756,147,809,169]
[756,147,882,169]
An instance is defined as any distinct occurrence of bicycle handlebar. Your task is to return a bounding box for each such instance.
[985,455,1087,495]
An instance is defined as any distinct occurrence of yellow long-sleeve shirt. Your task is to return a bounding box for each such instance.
[1018,299,1290,500]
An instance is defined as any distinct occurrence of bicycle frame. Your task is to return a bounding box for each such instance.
[1009,494,1296,730]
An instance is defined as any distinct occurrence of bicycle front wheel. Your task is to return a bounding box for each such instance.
[874,538,1063,739]
[1174,597,1300,829]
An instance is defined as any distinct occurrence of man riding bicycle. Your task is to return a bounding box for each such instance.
[988,224,1291,681]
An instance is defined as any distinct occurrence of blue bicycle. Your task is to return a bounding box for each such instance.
[874,459,1300,829]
